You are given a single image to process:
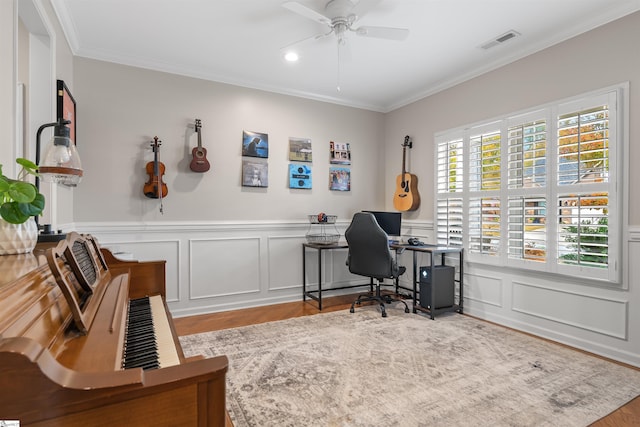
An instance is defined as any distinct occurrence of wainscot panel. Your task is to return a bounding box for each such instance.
[512,281,628,339]
[267,235,306,292]
[464,272,503,308]
[189,237,261,299]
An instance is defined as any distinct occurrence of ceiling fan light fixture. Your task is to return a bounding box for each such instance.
[284,51,300,62]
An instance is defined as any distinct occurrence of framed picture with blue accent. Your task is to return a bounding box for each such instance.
[329,167,350,191]
[289,164,312,189]
[242,130,268,158]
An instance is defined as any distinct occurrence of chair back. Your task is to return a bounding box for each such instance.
[345,212,400,279]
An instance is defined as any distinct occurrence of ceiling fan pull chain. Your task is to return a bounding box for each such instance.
[336,42,342,92]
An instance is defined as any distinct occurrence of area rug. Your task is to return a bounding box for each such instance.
[179,305,640,427]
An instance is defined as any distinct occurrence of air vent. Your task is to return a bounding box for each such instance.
[479,30,521,50]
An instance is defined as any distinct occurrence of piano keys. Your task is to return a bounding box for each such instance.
[123,295,181,370]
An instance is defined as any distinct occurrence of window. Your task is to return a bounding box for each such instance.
[435,86,624,283]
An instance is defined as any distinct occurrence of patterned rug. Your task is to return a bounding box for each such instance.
[179,305,640,427]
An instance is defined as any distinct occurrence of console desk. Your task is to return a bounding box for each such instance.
[302,242,373,310]
[392,244,464,319]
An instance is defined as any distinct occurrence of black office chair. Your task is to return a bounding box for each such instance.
[345,212,410,317]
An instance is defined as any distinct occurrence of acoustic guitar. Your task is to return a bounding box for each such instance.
[393,135,420,211]
[189,118,210,172]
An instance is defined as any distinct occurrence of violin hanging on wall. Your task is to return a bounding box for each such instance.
[143,136,168,213]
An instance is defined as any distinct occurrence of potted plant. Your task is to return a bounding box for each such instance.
[0,158,45,254]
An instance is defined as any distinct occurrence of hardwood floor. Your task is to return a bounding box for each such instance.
[173,294,640,427]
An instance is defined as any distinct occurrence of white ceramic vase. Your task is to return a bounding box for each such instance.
[0,217,38,255]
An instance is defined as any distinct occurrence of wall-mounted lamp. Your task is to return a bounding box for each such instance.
[35,118,83,242]
[36,118,83,187]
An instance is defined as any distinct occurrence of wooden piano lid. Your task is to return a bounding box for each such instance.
[0,250,47,289]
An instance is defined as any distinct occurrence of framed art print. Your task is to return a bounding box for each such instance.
[242,158,268,187]
[289,163,312,189]
[330,141,350,165]
[289,137,312,162]
[242,130,268,158]
[57,79,76,144]
[329,167,350,191]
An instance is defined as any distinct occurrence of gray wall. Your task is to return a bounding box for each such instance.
[73,58,386,222]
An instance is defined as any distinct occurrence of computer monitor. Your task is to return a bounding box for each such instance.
[363,211,402,237]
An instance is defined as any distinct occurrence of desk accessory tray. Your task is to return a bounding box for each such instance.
[306,214,340,244]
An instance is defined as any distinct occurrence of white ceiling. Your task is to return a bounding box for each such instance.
[50,0,640,112]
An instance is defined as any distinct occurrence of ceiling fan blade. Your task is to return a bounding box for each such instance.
[281,31,333,51]
[354,26,409,41]
[282,1,332,26]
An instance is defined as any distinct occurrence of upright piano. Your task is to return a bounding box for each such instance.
[0,232,228,426]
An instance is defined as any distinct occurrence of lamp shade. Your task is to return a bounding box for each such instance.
[38,123,83,187]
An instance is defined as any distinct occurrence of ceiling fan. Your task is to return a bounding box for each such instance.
[282,0,409,50]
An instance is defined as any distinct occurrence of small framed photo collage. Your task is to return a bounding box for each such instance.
[241,131,350,191]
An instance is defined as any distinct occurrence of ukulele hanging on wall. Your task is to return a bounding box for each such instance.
[143,136,168,214]
[393,135,420,212]
[190,118,210,172]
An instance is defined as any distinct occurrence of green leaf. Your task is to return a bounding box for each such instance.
[16,157,39,176]
[0,202,30,224]
[7,181,36,203]
[19,192,45,217]
[0,176,9,193]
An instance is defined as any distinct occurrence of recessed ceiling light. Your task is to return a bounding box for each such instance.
[284,51,299,62]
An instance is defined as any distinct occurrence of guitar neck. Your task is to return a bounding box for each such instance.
[401,146,407,175]
[197,128,203,148]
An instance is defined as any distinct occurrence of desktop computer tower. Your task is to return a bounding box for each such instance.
[419,265,455,309]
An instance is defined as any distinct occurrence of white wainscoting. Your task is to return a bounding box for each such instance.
[76,220,355,317]
[74,221,640,367]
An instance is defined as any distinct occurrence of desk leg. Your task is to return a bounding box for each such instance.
[317,247,323,311]
[302,245,307,302]
[429,252,435,320]
[459,249,464,314]
[412,250,418,313]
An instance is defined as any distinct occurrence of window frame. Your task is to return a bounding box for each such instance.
[434,84,627,285]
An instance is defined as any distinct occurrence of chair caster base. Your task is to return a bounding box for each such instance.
[350,307,355,313]
[404,307,410,313]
